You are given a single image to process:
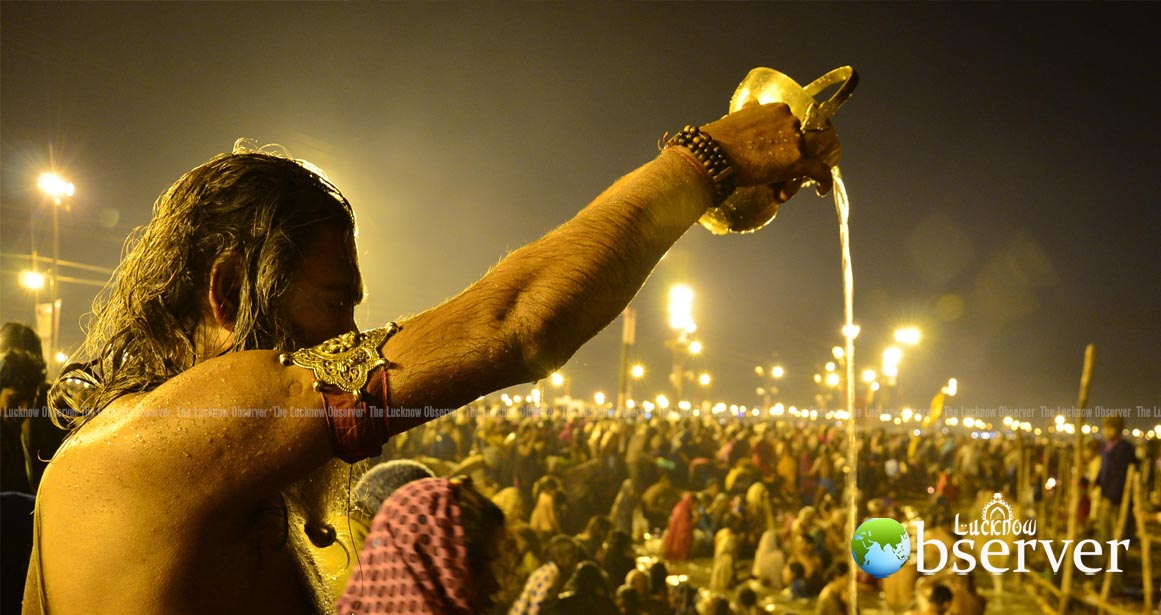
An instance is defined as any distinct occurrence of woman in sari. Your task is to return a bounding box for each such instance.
[662,493,697,561]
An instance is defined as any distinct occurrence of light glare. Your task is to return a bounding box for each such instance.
[19,270,46,290]
[38,173,75,199]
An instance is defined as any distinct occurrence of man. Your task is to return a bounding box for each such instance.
[814,563,850,615]
[2,349,49,615]
[1095,414,1136,595]
[510,535,585,615]
[27,102,837,614]
[1,350,45,494]
[0,324,62,494]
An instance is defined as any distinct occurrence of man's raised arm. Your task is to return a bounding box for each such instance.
[382,103,837,429]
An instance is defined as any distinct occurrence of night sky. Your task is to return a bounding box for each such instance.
[3,4,1158,425]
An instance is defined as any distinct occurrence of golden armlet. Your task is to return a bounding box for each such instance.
[279,322,401,462]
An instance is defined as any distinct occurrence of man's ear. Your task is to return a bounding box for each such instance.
[208,252,243,332]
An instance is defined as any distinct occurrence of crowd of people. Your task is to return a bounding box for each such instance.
[4,317,1160,614]
[312,400,1159,615]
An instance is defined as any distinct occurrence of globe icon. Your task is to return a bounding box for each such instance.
[851,518,911,578]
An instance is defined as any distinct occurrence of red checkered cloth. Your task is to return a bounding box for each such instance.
[335,478,474,615]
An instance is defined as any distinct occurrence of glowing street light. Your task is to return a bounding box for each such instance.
[630,364,645,379]
[894,326,922,347]
[861,369,877,384]
[771,365,785,379]
[655,394,670,410]
[945,377,958,397]
[832,346,845,361]
[825,373,840,388]
[882,346,903,366]
[667,285,696,333]
[667,285,696,399]
[594,391,606,406]
[550,372,565,387]
[54,351,68,364]
[19,270,46,290]
[698,372,712,387]
[38,173,75,200]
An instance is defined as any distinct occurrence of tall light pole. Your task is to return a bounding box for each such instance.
[38,172,74,363]
[628,363,645,407]
[667,285,696,401]
[887,326,921,407]
[617,307,636,411]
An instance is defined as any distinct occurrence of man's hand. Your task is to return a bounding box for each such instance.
[701,102,840,198]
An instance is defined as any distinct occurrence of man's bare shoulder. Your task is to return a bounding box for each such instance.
[45,352,287,505]
[36,382,311,615]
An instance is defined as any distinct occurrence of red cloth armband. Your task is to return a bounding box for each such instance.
[320,366,391,463]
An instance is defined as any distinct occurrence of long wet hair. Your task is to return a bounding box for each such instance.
[50,141,356,428]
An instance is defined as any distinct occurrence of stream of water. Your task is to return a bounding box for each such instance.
[832,165,860,615]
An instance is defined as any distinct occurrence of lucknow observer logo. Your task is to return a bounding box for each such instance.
[854,493,1131,578]
[851,517,911,578]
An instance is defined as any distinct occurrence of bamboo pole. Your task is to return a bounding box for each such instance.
[1015,430,1027,590]
[1056,343,1096,615]
[1099,466,1136,610]
[1040,436,1052,535]
[1133,471,1153,613]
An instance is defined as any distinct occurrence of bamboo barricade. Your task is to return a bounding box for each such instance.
[1057,343,1095,615]
[1133,468,1156,613]
[1027,468,1157,615]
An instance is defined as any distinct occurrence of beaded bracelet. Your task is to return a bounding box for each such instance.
[663,125,737,206]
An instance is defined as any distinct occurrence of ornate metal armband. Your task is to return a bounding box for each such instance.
[278,322,401,398]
